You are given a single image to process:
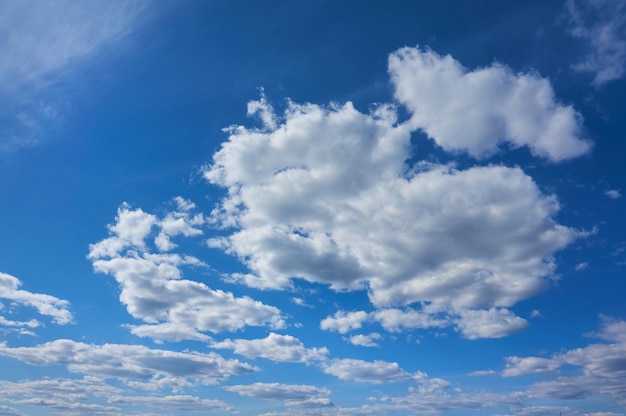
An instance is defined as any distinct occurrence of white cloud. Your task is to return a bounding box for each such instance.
[606,189,622,199]
[211,333,328,363]
[566,0,626,86]
[0,339,257,385]
[0,406,23,416]
[372,308,447,333]
[204,83,583,323]
[348,333,382,347]
[88,200,285,342]
[455,308,528,339]
[224,383,331,407]
[108,394,233,412]
[320,311,369,334]
[323,359,417,384]
[389,46,591,161]
[504,317,626,406]
[502,356,562,377]
[0,272,72,325]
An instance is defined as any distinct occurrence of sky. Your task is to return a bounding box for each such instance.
[0,0,626,415]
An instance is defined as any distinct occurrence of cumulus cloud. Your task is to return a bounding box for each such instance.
[224,383,331,407]
[88,200,285,342]
[566,0,626,86]
[211,333,328,363]
[348,333,382,347]
[455,308,528,339]
[0,339,257,385]
[204,74,584,327]
[323,359,417,384]
[503,317,626,406]
[389,46,591,160]
[0,272,72,325]
[320,311,369,334]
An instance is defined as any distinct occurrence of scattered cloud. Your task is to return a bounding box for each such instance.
[503,317,626,406]
[211,333,328,363]
[0,272,72,325]
[224,383,331,407]
[323,359,417,384]
[88,200,285,342]
[0,339,257,386]
[108,394,234,412]
[566,0,626,86]
[389,46,591,160]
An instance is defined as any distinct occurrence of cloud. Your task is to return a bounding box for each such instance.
[323,359,417,384]
[88,200,285,342]
[389,46,591,161]
[0,339,257,386]
[0,377,122,415]
[566,0,626,86]
[455,308,528,339]
[606,189,622,199]
[371,308,448,333]
[503,317,626,406]
[0,272,72,325]
[348,333,382,348]
[108,394,234,412]
[204,75,583,325]
[0,406,23,416]
[224,383,331,407]
[211,333,328,363]
[320,311,369,334]
[0,0,149,152]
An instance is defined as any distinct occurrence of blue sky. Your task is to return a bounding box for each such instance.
[1,0,626,415]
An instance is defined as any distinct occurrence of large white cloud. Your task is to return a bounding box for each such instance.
[389,46,591,160]
[0,272,72,325]
[204,87,583,320]
[88,200,285,342]
[0,339,257,386]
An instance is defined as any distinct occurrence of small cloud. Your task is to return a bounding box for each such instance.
[575,262,589,271]
[469,369,495,376]
[606,189,622,199]
[530,310,543,318]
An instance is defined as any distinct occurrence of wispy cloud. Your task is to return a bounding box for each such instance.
[0,0,148,152]
[566,0,626,86]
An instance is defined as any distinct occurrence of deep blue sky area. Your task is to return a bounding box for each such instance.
[1,1,626,415]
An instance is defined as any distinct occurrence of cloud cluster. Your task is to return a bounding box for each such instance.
[0,339,256,386]
[503,317,626,407]
[88,199,285,342]
[0,272,72,325]
[204,48,586,333]
[224,383,331,407]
